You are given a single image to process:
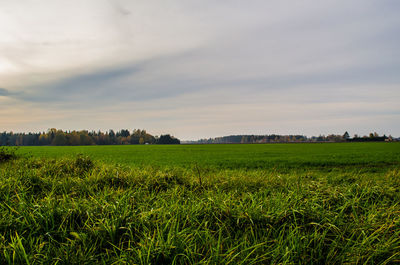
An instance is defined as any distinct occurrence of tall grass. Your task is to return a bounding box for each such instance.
[0,154,399,264]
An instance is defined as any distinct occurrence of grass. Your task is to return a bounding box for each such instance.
[0,143,399,264]
[18,142,400,170]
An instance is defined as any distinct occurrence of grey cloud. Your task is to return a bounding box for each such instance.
[19,63,143,103]
[15,41,400,108]
[0,87,21,98]
[0,88,10,96]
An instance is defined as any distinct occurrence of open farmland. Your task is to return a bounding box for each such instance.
[18,142,400,171]
[1,143,400,264]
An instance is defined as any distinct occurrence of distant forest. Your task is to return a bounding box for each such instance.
[190,132,395,144]
[0,129,180,146]
[0,129,396,146]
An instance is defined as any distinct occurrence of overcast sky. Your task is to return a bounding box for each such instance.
[1,0,399,139]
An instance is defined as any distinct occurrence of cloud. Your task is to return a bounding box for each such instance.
[19,63,143,103]
[1,0,400,138]
[0,88,10,96]
[0,87,22,98]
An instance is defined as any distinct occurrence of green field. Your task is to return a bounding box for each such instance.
[18,142,400,170]
[1,143,400,264]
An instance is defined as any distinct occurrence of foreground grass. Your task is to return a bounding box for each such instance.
[1,154,399,264]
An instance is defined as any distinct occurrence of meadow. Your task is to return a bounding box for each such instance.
[1,142,399,264]
[18,142,400,171]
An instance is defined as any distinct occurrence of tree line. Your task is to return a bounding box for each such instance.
[192,131,394,144]
[0,128,180,146]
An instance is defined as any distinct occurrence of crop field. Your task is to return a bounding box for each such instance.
[18,142,400,170]
[1,142,400,264]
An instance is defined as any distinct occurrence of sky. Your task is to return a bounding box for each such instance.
[1,0,399,140]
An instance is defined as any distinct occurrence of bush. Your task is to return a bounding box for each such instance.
[74,154,94,173]
[0,147,17,163]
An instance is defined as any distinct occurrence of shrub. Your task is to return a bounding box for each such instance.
[74,154,94,173]
[0,147,17,163]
